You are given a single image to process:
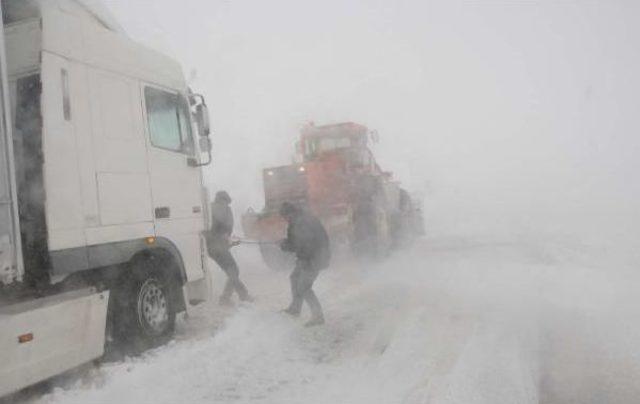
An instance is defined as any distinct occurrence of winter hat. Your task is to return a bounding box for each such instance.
[215,190,232,204]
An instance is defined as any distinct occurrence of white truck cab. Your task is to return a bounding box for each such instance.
[0,0,213,396]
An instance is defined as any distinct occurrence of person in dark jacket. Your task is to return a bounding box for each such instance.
[279,202,330,327]
[207,190,251,305]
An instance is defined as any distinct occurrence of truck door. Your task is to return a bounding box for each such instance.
[141,85,205,282]
[0,21,22,286]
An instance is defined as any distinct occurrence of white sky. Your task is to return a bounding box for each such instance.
[104,0,640,236]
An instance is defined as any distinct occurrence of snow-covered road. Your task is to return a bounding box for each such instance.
[31,235,640,404]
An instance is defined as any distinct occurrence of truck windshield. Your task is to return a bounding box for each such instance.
[305,136,352,157]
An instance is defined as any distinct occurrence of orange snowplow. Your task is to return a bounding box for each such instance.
[242,122,423,269]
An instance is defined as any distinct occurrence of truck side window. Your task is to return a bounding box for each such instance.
[144,87,193,154]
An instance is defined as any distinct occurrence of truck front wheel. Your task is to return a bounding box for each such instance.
[110,258,177,353]
[135,275,174,340]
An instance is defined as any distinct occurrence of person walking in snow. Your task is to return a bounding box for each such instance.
[279,202,331,327]
[207,190,252,305]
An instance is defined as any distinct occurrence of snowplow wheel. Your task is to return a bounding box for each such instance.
[259,243,294,271]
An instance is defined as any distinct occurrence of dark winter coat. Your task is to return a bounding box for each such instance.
[207,200,234,255]
[281,210,331,270]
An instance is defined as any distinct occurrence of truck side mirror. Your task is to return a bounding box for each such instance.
[195,103,210,137]
[187,136,213,167]
[187,93,212,167]
[199,137,212,153]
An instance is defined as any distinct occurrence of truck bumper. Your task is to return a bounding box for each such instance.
[0,288,109,397]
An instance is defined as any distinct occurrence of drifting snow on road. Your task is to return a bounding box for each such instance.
[33,236,640,404]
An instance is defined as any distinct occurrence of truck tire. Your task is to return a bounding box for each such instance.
[110,258,177,353]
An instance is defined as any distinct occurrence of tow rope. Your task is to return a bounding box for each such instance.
[234,238,279,246]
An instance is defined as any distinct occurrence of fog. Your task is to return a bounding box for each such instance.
[33,1,637,403]
[104,0,640,243]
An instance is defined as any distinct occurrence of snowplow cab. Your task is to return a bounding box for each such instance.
[300,122,369,162]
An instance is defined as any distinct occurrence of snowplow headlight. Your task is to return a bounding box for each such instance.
[298,166,306,172]
[267,170,274,176]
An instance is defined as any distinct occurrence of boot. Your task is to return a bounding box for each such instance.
[240,295,255,303]
[304,316,325,327]
[219,296,233,306]
[281,307,300,317]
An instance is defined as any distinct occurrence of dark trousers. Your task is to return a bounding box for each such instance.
[288,259,323,319]
[211,249,249,301]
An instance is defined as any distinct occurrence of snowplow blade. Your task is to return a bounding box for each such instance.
[258,242,295,271]
[241,209,294,271]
